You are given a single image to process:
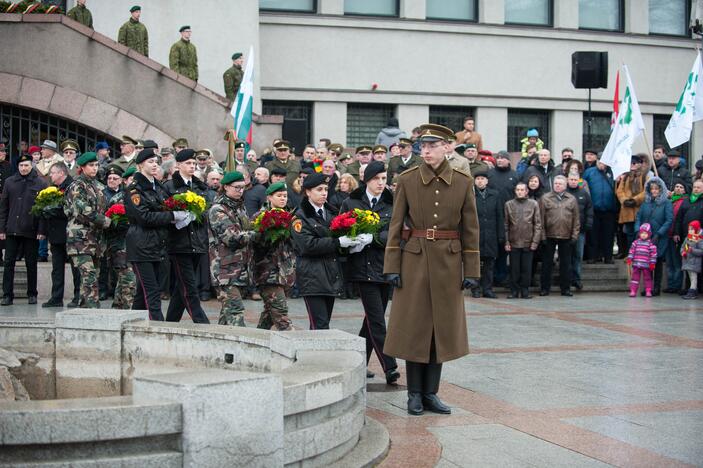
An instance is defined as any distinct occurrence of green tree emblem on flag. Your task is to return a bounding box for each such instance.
[619,87,633,125]
[675,71,697,114]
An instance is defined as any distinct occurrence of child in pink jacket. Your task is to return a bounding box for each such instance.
[627,223,657,297]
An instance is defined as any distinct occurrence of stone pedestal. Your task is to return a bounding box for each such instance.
[133,369,284,468]
[55,309,147,398]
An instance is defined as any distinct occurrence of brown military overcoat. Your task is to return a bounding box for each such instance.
[383,159,480,364]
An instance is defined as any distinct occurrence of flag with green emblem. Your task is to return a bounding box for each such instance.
[600,65,645,179]
[665,51,703,148]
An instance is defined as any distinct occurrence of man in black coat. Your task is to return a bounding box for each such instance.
[487,151,517,286]
[340,161,400,385]
[472,170,505,298]
[0,155,47,305]
[566,174,594,290]
[42,162,81,308]
[164,149,210,323]
[659,150,692,194]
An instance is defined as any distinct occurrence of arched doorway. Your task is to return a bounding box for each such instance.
[0,103,121,167]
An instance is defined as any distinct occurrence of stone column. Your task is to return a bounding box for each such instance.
[313,101,347,145]
[400,0,426,20]
[475,107,507,152]
[553,0,578,29]
[133,369,284,468]
[552,110,584,160]
[55,309,147,398]
[319,0,344,15]
[479,0,504,24]
[397,104,429,134]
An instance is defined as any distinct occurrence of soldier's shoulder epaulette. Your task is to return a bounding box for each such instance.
[397,166,419,177]
[452,167,472,178]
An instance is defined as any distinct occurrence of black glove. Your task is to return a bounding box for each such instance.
[461,277,479,290]
[623,199,636,208]
[385,274,402,288]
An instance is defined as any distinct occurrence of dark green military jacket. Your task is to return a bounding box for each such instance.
[66,4,93,28]
[112,155,136,173]
[387,154,421,185]
[265,158,302,188]
[118,18,149,56]
[223,65,243,101]
[169,39,198,82]
[64,174,108,257]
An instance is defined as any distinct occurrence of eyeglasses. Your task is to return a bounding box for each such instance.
[231,185,246,191]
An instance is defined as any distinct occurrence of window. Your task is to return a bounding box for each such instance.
[259,0,316,13]
[579,0,623,31]
[426,0,477,22]
[344,0,398,17]
[429,106,476,134]
[582,112,611,153]
[262,101,312,154]
[649,0,689,36]
[653,114,691,163]
[504,0,552,26]
[346,103,395,148]
[0,103,120,158]
[507,109,550,152]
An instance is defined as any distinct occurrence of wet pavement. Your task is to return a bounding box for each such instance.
[2,292,702,467]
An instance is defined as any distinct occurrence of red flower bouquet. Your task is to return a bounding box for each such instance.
[329,208,381,238]
[105,203,128,225]
[252,208,294,244]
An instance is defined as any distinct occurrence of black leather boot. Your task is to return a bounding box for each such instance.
[422,362,451,414]
[405,361,424,415]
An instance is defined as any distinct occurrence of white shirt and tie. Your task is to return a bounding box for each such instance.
[366,190,378,209]
[310,202,325,220]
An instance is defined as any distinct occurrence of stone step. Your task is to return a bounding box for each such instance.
[0,266,28,298]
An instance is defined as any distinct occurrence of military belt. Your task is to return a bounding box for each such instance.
[403,229,460,241]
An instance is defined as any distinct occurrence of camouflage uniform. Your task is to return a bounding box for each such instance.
[118,18,149,56]
[223,64,243,101]
[66,3,93,28]
[252,208,296,331]
[169,39,198,82]
[208,194,255,326]
[105,190,136,309]
[64,174,109,308]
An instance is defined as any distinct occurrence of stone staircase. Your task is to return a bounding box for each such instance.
[0,265,28,299]
[496,261,629,293]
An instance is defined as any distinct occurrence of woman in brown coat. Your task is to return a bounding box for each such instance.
[383,123,480,416]
[616,154,647,248]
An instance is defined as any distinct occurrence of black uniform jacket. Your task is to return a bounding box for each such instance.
[339,187,393,283]
[291,197,343,296]
[124,172,173,262]
[164,171,209,255]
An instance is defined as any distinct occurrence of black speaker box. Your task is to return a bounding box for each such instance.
[571,51,608,89]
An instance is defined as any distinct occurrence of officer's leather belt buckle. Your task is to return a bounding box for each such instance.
[405,229,460,241]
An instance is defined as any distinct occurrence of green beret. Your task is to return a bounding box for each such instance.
[179,25,190,32]
[221,171,244,185]
[77,152,98,166]
[130,5,141,12]
[232,52,243,60]
[266,182,287,195]
[123,166,136,178]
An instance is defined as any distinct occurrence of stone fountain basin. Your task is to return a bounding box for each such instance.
[0,309,370,467]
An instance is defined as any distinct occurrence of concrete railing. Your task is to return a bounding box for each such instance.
[0,309,369,467]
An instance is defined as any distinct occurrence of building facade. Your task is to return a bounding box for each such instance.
[59,0,703,161]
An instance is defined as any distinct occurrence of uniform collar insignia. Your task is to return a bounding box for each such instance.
[419,160,453,186]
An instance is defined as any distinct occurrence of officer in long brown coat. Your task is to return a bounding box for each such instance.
[383,123,480,416]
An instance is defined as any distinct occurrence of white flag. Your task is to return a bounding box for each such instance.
[664,51,703,148]
[600,65,646,179]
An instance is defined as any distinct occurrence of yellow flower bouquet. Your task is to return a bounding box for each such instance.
[30,186,64,216]
[164,190,208,222]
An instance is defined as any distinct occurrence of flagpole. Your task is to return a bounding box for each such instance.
[640,126,659,178]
